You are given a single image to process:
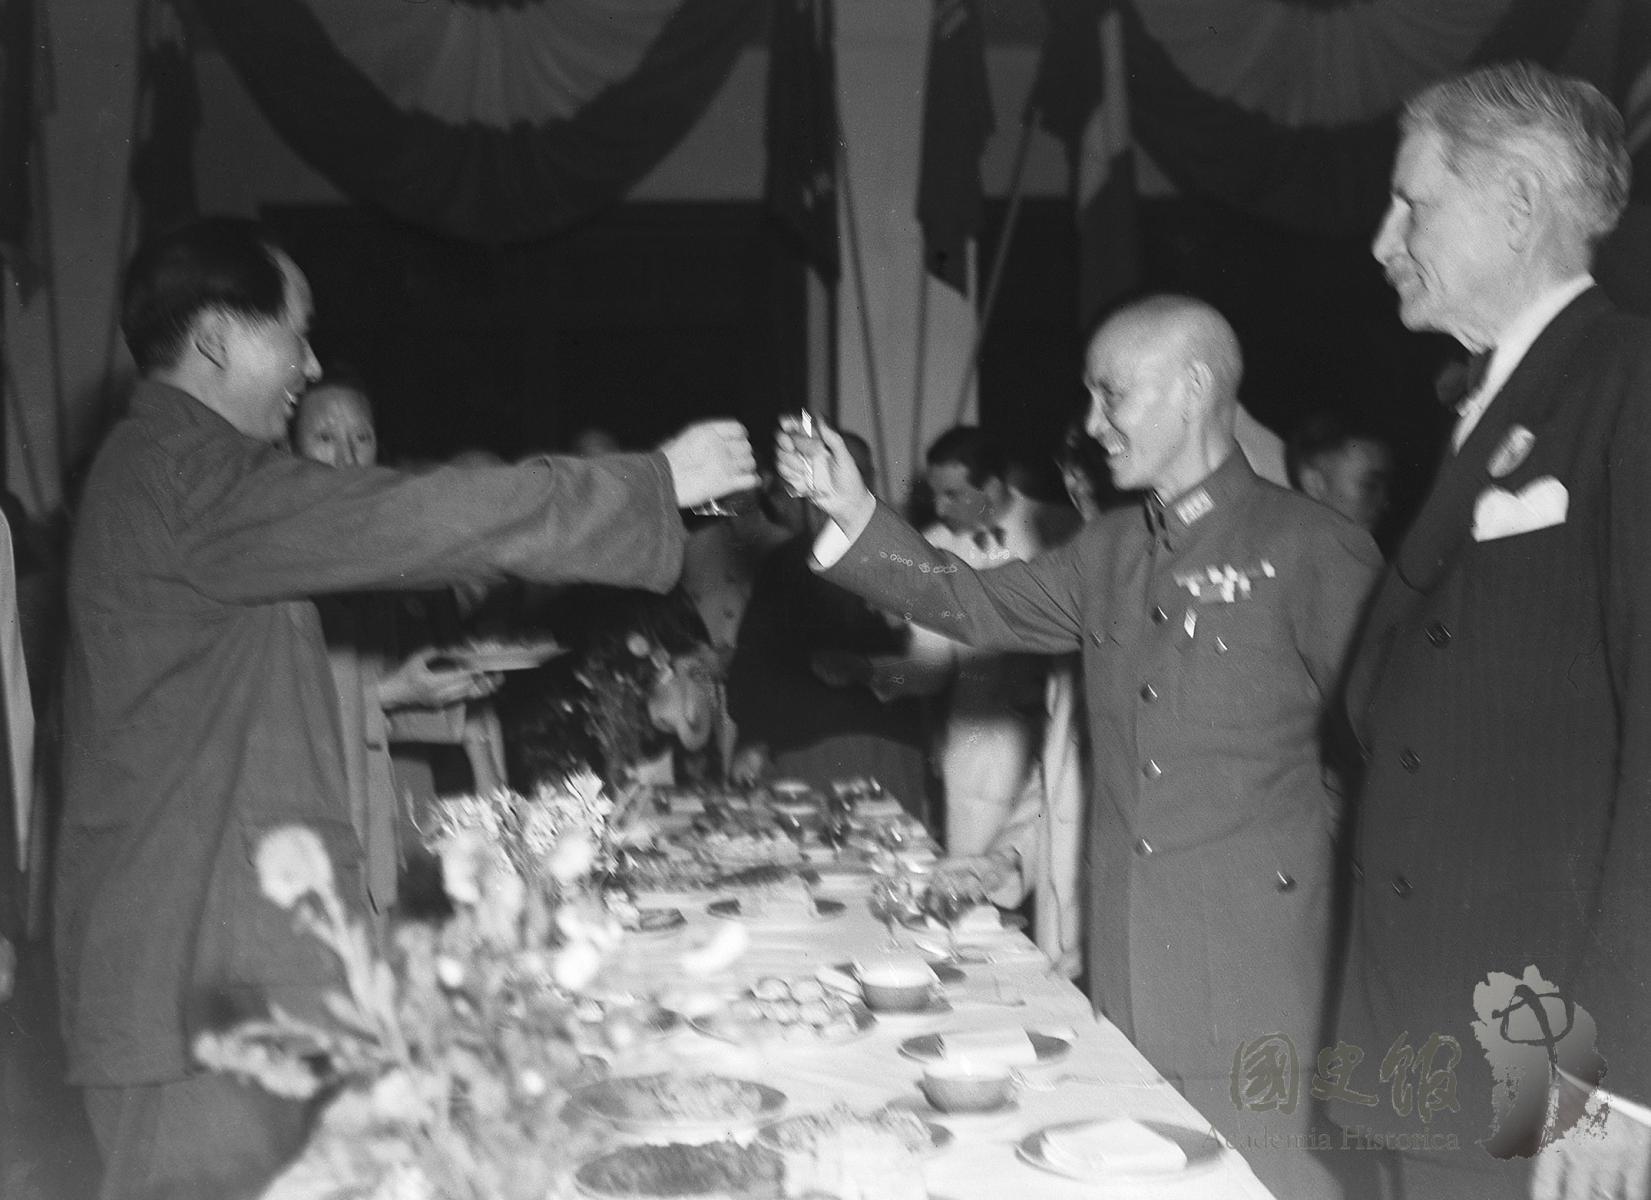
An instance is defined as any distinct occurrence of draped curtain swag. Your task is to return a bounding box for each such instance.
[196,0,764,243]
[1122,0,1593,235]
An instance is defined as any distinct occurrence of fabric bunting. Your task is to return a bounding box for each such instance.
[196,0,764,244]
[1121,0,1593,236]
[916,0,994,294]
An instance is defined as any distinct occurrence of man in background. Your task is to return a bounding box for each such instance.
[1286,412,1394,536]
[837,427,1061,854]
[726,432,930,812]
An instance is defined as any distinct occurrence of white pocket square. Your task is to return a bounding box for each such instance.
[1472,476,1568,542]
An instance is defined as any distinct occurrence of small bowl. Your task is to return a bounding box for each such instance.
[919,1058,1014,1113]
[855,957,938,1012]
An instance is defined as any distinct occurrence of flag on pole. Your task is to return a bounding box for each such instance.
[1026,0,1138,330]
[765,0,840,282]
[916,0,994,294]
[0,0,35,272]
[131,0,201,247]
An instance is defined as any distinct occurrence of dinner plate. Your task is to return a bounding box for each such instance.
[756,1111,954,1158]
[441,639,567,672]
[574,1141,784,1199]
[569,1074,786,1137]
[897,1030,1071,1065]
[901,910,1028,937]
[1015,1120,1225,1184]
[706,897,846,924]
[627,907,687,934]
[769,779,818,799]
[689,1002,875,1047]
[829,959,965,987]
[864,990,953,1018]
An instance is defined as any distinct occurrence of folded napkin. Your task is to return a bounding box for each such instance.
[941,1027,1037,1066]
[814,964,860,997]
[1041,1119,1187,1177]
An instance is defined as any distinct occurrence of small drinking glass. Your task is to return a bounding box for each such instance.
[778,411,820,499]
[923,878,972,963]
[870,873,913,950]
[688,486,762,518]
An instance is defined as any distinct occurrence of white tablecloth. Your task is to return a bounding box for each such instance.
[592,876,1279,1200]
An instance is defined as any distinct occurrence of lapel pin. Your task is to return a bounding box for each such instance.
[1488,424,1535,479]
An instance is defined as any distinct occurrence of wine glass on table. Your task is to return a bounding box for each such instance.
[869,872,914,951]
[923,877,975,964]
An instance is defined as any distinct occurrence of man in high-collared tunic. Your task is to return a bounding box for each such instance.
[778,295,1381,1198]
[58,218,758,1200]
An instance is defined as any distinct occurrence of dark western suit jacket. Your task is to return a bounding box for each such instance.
[1333,287,1651,1152]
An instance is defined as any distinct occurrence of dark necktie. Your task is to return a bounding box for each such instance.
[1440,350,1492,409]
[972,526,1006,552]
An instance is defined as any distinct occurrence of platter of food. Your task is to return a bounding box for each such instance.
[569,1073,786,1137]
[689,976,874,1046]
[574,1140,784,1199]
[756,1104,953,1158]
[438,637,567,672]
[706,897,845,924]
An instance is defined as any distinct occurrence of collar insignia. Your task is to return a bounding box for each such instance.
[1174,488,1214,527]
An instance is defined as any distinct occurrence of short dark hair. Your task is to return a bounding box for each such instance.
[1058,422,1111,497]
[1286,412,1388,488]
[121,216,289,374]
[925,426,1006,488]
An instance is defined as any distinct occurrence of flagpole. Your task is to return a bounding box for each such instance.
[951,112,1037,429]
[836,137,894,493]
[909,262,927,474]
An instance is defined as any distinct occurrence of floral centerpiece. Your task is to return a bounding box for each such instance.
[197,772,747,1200]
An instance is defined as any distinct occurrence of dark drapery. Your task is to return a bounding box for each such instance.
[197,0,764,243]
[1123,0,1595,235]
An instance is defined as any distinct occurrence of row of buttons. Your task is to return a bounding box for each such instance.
[1351,861,1413,898]
[1131,838,1300,892]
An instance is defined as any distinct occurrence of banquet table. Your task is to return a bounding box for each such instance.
[585,820,1281,1200]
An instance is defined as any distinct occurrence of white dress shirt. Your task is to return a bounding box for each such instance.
[1452,274,1594,451]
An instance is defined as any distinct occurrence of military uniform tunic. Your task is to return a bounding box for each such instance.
[820,450,1381,1161]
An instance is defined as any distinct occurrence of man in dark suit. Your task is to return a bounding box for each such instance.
[1331,62,1651,1199]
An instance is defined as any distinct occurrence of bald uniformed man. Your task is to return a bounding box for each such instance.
[777,294,1382,1198]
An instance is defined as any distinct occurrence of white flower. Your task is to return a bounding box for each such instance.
[254,826,334,909]
[476,860,527,947]
[551,939,602,991]
[437,829,489,906]
[549,829,598,883]
[434,956,466,989]
[368,1161,435,1200]
[680,921,748,977]
[366,1068,432,1125]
